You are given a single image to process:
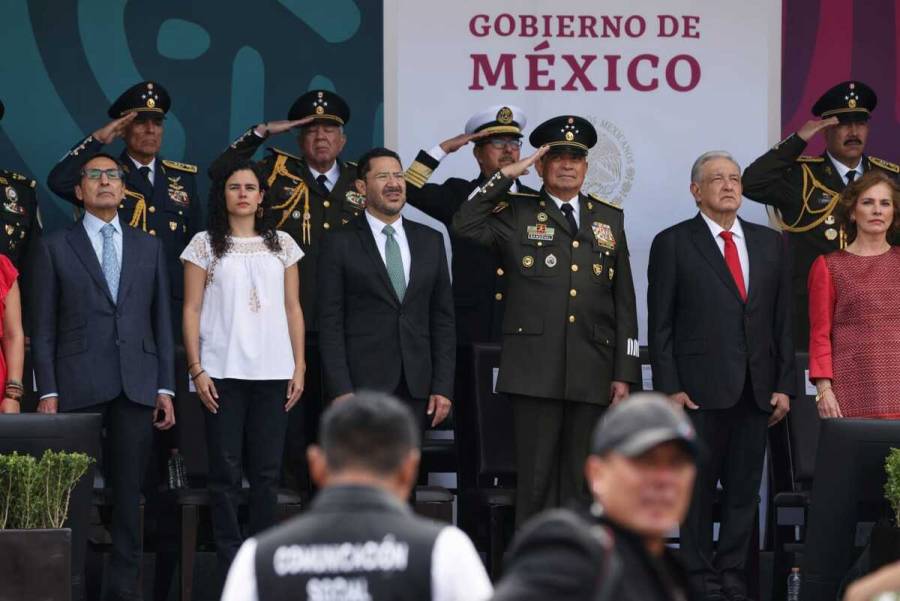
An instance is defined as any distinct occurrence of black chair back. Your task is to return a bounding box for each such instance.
[470,343,515,484]
[786,353,821,487]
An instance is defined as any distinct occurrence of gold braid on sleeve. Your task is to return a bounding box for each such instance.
[267,155,311,244]
[771,163,844,247]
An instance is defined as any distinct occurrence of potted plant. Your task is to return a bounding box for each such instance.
[0,449,93,601]
[869,448,900,570]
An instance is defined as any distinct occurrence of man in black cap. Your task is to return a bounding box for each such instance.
[220,391,492,601]
[209,89,362,494]
[492,393,697,601]
[742,80,899,348]
[453,115,641,525]
[404,104,538,345]
[48,81,202,331]
[0,99,42,333]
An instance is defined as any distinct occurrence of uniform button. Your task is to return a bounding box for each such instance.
[496,268,504,276]
[323,200,331,208]
[572,240,580,248]
[570,289,577,297]
[178,210,184,216]
[517,327,523,333]
[568,315,576,323]
[148,206,156,213]
[571,264,578,272]
[119,203,124,209]
[149,229,157,236]
[495,293,503,301]
[537,241,543,247]
[323,222,331,229]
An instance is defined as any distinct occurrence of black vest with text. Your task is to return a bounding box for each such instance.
[254,485,443,601]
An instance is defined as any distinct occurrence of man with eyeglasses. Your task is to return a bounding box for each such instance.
[33,152,175,601]
[209,90,363,495]
[404,105,537,345]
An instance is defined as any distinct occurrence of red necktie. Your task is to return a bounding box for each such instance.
[719,231,747,301]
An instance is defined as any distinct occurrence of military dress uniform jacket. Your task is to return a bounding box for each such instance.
[742,132,899,346]
[452,172,641,405]
[209,128,364,330]
[405,150,538,344]
[46,135,202,302]
[0,169,41,331]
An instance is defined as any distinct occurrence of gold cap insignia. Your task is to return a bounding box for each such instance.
[496,106,513,124]
[147,97,155,108]
[315,105,324,115]
[565,131,574,141]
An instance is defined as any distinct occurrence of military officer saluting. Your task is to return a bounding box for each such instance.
[453,115,641,525]
[209,90,363,329]
[404,105,538,344]
[47,81,202,326]
[743,80,898,348]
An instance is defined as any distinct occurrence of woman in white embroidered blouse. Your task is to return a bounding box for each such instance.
[180,159,305,587]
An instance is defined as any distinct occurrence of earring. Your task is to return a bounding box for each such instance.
[256,206,264,218]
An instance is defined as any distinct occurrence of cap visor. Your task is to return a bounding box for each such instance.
[615,427,700,459]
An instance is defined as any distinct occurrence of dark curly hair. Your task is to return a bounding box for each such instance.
[207,159,281,259]
[836,169,900,244]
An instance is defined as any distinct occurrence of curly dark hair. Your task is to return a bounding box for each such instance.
[207,159,281,259]
[836,169,900,244]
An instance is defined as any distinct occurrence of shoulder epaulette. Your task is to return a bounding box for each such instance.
[345,160,357,167]
[0,170,36,188]
[268,147,304,162]
[869,156,900,173]
[796,155,825,163]
[589,192,623,210]
[161,159,198,174]
[508,191,539,197]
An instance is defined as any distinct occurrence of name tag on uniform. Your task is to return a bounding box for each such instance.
[527,224,555,241]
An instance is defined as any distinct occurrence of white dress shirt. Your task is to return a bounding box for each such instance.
[548,193,580,228]
[826,152,863,185]
[41,212,174,400]
[128,155,156,185]
[220,525,494,601]
[365,211,411,285]
[699,210,750,293]
[311,160,340,192]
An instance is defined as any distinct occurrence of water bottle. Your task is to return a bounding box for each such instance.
[786,566,801,601]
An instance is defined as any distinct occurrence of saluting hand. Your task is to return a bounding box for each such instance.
[92,112,138,144]
[255,116,317,137]
[797,116,839,142]
[500,145,549,180]
[438,129,493,154]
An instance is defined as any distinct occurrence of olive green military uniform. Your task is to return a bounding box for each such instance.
[742,132,899,348]
[453,170,641,523]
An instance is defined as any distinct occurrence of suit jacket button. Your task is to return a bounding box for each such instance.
[568,315,576,323]
[496,268,504,276]
[323,200,331,208]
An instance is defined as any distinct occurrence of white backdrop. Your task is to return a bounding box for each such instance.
[384,0,781,342]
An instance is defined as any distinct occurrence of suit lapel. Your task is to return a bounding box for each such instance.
[743,219,764,305]
[403,222,422,306]
[66,221,115,305]
[355,218,401,306]
[689,213,743,303]
[117,226,142,304]
[330,160,353,200]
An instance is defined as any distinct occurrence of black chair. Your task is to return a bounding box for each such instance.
[455,343,516,578]
[769,352,821,600]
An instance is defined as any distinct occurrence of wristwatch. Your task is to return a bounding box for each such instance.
[814,388,831,403]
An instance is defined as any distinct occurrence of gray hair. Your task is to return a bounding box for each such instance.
[690,151,741,183]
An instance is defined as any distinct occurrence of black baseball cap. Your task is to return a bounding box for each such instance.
[591,393,699,459]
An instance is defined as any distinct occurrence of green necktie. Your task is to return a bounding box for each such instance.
[383,224,406,300]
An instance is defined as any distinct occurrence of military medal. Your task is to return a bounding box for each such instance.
[169,221,178,231]
[527,224,555,242]
[545,253,558,268]
[825,215,835,225]
[167,176,189,206]
[345,190,366,209]
[608,267,615,280]
[522,256,534,268]
[593,263,603,276]
[4,224,13,236]
[292,210,302,220]
[591,222,616,249]
[536,212,548,223]
[3,186,23,215]
[825,228,838,241]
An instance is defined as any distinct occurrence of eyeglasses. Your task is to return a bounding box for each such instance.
[485,138,523,150]
[81,168,124,180]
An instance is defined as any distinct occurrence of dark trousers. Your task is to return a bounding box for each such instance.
[70,396,154,601]
[283,336,323,497]
[681,378,769,598]
[508,394,604,526]
[204,378,289,590]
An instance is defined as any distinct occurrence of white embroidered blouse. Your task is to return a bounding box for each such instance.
[180,231,303,380]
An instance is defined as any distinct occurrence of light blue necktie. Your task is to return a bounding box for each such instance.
[382,224,406,300]
[101,223,120,302]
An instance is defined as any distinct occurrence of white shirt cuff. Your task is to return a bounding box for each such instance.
[157,389,175,398]
[39,393,58,400]
[427,145,447,162]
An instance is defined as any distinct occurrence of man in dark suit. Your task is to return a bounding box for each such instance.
[404,105,537,344]
[453,116,641,526]
[318,147,455,430]
[742,80,898,348]
[33,153,175,601]
[648,151,796,601]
